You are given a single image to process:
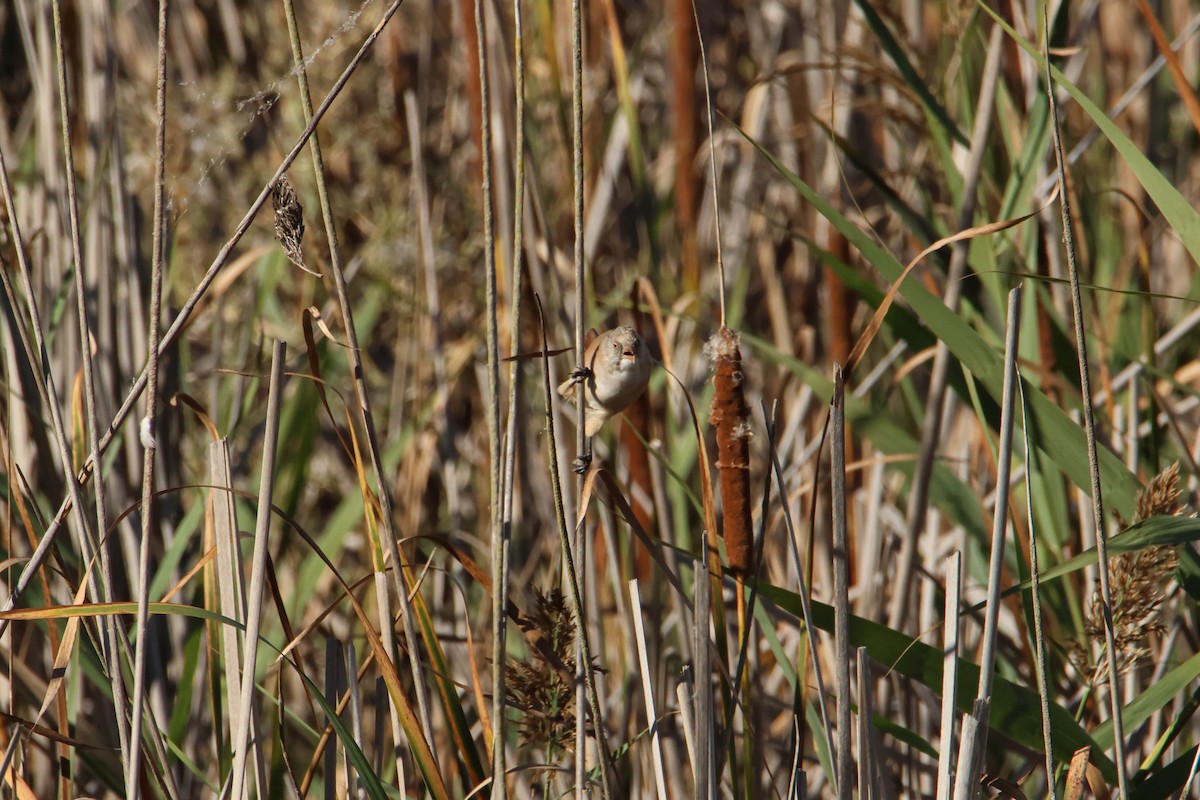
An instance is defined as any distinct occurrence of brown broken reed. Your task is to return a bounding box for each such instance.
[707,326,753,575]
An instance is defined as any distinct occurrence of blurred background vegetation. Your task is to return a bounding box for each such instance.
[3,0,1200,797]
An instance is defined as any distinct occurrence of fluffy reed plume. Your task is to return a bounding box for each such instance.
[1079,463,1183,681]
[706,326,753,574]
[506,589,581,757]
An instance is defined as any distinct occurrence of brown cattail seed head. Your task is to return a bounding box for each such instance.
[707,326,753,575]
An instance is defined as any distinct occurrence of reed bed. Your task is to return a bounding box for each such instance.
[2,1,1200,797]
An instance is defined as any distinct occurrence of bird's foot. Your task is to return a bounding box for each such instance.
[571,453,592,475]
[568,366,593,386]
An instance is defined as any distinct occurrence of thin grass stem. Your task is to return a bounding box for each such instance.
[1042,4,1129,794]
[127,0,170,793]
[228,341,285,799]
[954,284,1022,794]
[534,297,616,799]
[570,0,589,792]
[831,364,851,800]
[1018,375,1058,799]
[494,0,529,792]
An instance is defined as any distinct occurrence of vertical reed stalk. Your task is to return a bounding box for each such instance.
[50,0,103,618]
[1018,380,1058,799]
[282,0,439,767]
[856,647,877,799]
[831,364,852,800]
[570,0,589,793]
[127,0,170,793]
[494,0,529,793]
[935,553,962,800]
[669,0,697,290]
[765,399,834,759]
[629,579,669,800]
[694,540,714,800]
[534,298,615,800]
[953,284,1022,794]
[1042,5,1128,794]
[229,341,286,800]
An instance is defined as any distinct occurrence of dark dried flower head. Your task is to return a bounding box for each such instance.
[272,175,319,276]
[506,589,579,755]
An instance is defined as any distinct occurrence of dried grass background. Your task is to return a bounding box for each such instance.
[3,0,1200,798]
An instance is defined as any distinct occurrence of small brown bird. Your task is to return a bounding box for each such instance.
[558,326,655,436]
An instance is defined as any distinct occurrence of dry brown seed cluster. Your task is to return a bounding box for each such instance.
[272,175,309,273]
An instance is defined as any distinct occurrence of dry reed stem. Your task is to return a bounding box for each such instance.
[128,0,171,793]
[494,0,529,791]
[570,0,590,793]
[831,363,852,800]
[693,540,714,799]
[229,341,286,800]
[1042,3,1129,792]
[1017,377,1058,800]
[953,285,1022,797]
[533,297,616,800]
[935,553,962,800]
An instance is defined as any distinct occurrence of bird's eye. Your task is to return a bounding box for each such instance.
[612,340,619,349]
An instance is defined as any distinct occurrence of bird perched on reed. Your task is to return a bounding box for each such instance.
[558,326,655,472]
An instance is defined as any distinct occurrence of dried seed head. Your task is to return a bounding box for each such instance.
[1079,462,1185,683]
[272,176,319,276]
[1135,461,1183,522]
[506,589,580,756]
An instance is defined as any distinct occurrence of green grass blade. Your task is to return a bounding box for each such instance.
[997,515,1200,597]
[982,3,1200,267]
[755,582,1118,783]
[743,127,1141,518]
[1092,650,1200,750]
[853,0,968,146]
